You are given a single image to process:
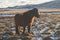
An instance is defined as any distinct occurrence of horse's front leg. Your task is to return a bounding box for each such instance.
[28,17,34,33]
[23,26,25,34]
[16,26,19,34]
[28,26,30,33]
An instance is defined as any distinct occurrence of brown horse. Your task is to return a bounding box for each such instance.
[14,8,40,34]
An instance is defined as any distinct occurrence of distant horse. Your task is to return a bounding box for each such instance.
[14,8,40,34]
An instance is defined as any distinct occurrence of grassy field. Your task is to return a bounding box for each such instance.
[0,9,60,40]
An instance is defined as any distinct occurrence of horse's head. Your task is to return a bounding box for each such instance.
[32,8,40,18]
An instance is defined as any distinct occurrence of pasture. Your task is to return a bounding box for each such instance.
[0,9,60,40]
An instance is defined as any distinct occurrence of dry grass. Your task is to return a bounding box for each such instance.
[0,9,60,40]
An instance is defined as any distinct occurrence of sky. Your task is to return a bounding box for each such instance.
[0,0,54,8]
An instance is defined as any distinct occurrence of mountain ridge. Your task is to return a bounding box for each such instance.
[0,0,60,10]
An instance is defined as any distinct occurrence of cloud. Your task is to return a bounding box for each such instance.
[0,0,54,8]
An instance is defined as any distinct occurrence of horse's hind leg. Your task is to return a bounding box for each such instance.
[16,26,19,34]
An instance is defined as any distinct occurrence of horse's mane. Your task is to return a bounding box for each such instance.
[15,8,38,16]
[23,8,38,15]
